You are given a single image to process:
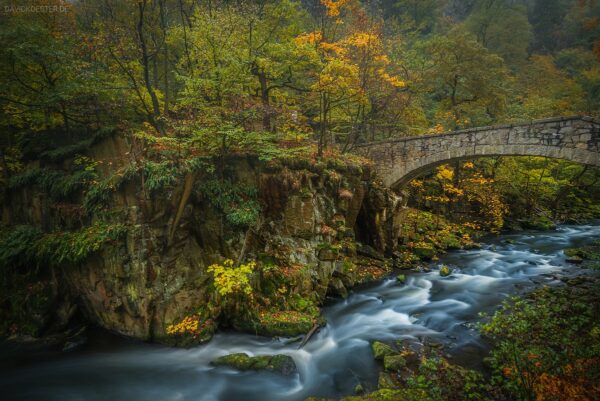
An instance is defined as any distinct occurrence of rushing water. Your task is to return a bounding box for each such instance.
[2,224,599,401]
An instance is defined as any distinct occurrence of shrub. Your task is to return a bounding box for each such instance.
[199,180,261,228]
[481,286,600,401]
[207,259,255,297]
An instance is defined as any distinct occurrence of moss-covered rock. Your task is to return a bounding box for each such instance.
[439,265,451,277]
[371,341,395,360]
[383,354,406,371]
[396,274,406,284]
[565,246,600,261]
[522,216,556,231]
[413,245,436,260]
[340,388,432,401]
[236,310,318,337]
[211,352,297,375]
[564,245,600,268]
[377,372,398,389]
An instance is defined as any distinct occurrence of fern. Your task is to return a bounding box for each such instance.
[199,180,261,228]
[0,222,127,269]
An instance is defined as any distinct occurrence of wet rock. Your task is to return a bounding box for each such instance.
[566,255,583,264]
[439,265,451,277]
[396,274,406,284]
[371,341,395,360]
[567,277,586,286]
[211,353,297,375]
[61,327,88,352]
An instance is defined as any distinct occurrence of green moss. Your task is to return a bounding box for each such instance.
[340,389,432,401]
[439,265,451,277]
[235,309,319,337]
[211,352,297,375]
[383,354,406,371]
[413,244,436,260]
[522,216,556,231]
[564,246,600,261]
[254,310,316,337]
[371,341,395,360]
[377,372,398,389]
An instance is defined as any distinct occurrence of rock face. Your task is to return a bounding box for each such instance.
[2,134,404,343]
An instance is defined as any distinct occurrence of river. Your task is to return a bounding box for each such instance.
[2,224,599,401]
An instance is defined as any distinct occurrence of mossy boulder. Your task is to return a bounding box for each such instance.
[371,341,395,360]
[565,246,600,261]
[211,352,297,375]
[413,245,436,260]
[377,372,398,389]
[383,354,406,371]
[439,265,451,277]
[522,216,556,231]
[235,310,319,337]
[396,274,406,284]
[438,235,462,250]
[565,254,583,264]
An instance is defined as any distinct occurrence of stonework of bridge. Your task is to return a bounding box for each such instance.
[355,116,600,188]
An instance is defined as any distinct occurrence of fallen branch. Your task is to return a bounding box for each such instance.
[297,323,320,349]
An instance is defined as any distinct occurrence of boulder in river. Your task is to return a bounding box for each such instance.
[371,341,395,360]
[211,352,297,375]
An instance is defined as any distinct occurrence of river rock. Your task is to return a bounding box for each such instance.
[371,341,395,360]
[383,354,406,371]
[439,265,451,277]
[211,353,297,375]
[566,255,583,264]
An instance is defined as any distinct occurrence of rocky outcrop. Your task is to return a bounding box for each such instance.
[1,134,404,343]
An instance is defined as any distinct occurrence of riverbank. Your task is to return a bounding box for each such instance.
[1,224,598,401]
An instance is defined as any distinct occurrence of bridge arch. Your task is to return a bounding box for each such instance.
[355,116,600,188]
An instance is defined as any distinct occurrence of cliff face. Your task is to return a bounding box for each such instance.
[2,134,404,343]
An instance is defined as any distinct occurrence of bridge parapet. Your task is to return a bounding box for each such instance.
[355,116,600,188]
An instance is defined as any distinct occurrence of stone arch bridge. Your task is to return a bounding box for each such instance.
[355,116,600,188]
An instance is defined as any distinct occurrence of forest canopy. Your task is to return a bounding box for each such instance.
[1,0,599,161]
